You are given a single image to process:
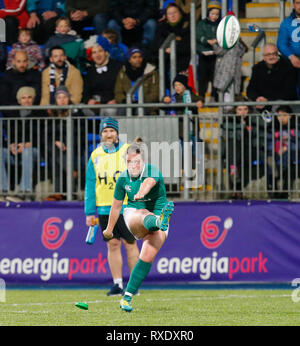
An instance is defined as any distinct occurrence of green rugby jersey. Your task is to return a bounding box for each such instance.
[114,163,168,215]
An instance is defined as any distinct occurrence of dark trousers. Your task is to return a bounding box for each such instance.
[197,53,217,98]
[31,16,59,44]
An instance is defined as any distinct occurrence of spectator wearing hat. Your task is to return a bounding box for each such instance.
[84,117,140,296]
[196,0,221,98]
[0,86,45,202]
[40,45,83,105]
[83,35,123,117]
[114,47,160,115]
[107,0,158,48]
[44,85,86,201]
[163,73,203,151]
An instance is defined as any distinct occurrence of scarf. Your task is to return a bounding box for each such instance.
[49,62,68,105]
[168,89,192,115]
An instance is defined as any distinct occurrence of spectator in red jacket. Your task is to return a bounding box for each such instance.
[0,0,29,45]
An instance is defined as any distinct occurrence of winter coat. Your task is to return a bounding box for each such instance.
[151,15,191,72]
[222,114,266,163]
[277,10,300,59]
[196,17,219,54]
[44,33,87,72]
[40,61,83,105]
[0,0,29,27]
[175,0,201,21]
[0,68,41,106]
[246,56,297,101]
[26,0,65,16]
[83,58,123,104]
[114,62,159,104]
[213,40,247,94]
[66,0,108,17]
[7,40,45,71]
[109,0,157,25]
[267,117,300,168]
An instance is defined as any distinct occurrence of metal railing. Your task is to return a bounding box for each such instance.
[250,29,266,71]
[2,100,300,202]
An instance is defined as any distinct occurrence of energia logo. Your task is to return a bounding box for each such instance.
[41,217,74,250]
[200,216,233,249]
[157,215,268,280]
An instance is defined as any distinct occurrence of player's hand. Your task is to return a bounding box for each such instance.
[103,229,113,239]
[134,191,145,200]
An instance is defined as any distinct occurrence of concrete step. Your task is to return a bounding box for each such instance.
[240,17,281,31]
[240,30,278,48]
[246,2,291,18]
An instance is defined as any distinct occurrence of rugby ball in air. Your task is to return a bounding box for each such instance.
[216,15,241,50]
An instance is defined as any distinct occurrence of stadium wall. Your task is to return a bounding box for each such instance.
[0,201,300,285]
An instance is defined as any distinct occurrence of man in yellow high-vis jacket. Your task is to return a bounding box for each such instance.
[84,117,139,295]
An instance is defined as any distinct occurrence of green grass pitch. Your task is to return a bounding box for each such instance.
[1,288,300,326]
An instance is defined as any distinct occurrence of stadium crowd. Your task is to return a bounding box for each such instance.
[0,0,300,202]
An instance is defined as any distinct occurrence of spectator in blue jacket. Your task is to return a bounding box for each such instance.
[26,0,66,44]
[277,0,300,99]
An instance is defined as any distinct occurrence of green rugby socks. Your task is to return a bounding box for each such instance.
[143,214,161,232]
[124,259,152,300]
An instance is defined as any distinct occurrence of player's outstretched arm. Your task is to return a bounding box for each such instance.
[134,178,157,200]
[103,198,124,239]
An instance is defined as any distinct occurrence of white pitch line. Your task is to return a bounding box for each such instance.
[0,294,292,308]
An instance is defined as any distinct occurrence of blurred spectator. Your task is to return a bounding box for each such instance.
[107,0,158,48]
[26,0,66,44]
[44,17,86,72]
[114,47,159,115]
[102,29,127,63]
[277,0,300,99]
[175,0,201,22]
[222,97,265,199]
[44,86,85,201]
[151,3,191,83]
[247,43,297,111]
[66,0,109,37]
[0,50,41,107]
[0,42,7,73]
[213,38,248,100]
[83,35,123,117]
[6,28,46,71]
[40,45,83,105]
[163,73,203,168]
[0,0,29,45]
[267,105,300,198]
[0,87,43,202]
[196,0,221,99]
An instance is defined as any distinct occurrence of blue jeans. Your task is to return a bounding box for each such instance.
[107,18,157,46]
[93,13,109,35]
[0,147,38,192]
